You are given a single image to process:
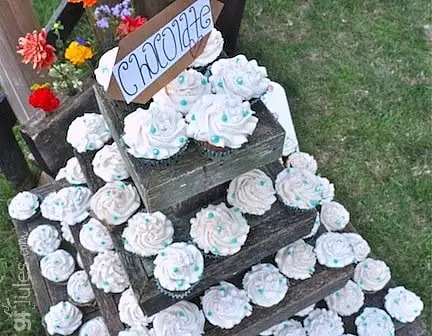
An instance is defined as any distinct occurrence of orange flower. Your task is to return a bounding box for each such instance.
[17,29,56,72]
[68,0,97,8]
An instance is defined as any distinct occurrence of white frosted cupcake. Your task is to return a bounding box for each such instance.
[315,232,356,268]
[152,301,205,336]
[354,258,391,293]
[67,270,95,307]
[260,319,306,336]
[41,192,63,222]
[27,224,61,256]
[275,239,316,280]
[79,316,109,336]
[79,218,113,253]
[227,169,276,215]
[119,326,154,336]
[8,191,39,221]
[153,69,211,116]
[355,307,395,336]
[67,113,111,153]
[56,157,86,185]
[325,280,365,316]
[122,104,188,164]
[295,304,315,317]
[122,211,174,257]
[44,301,82,335]
[153,242,204,297]
[61,222,75,244]
[94,47,119,91]
[384,286,423,323]
[89,250,130,293]
[90,181,140,227]
[303,309,344,336]
[210,55,270,100]
[275,168,334,211]
[242,263,288,307]
[190,203,250,257]
[191,28,224,67]
[186,94,258,156]
[118,288,150,327]
[303,213,321,240]
[285,152,318,174]
[92,143,130,182]
[320,201,350,231]
[40,249,75,283]
[201,281,252,329]
[344,233,371,262]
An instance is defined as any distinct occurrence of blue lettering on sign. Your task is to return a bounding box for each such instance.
[113,0,213,103]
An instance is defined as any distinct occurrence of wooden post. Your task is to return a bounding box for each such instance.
[216,0,246,55]
[0,95,37,191]
[133,0,174,18]
[0,0,46,124]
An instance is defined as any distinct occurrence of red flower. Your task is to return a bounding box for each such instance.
[117,16,148,38]
[29,87,60,113]
[17,29,56,72]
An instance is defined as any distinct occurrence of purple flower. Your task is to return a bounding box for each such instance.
[96,18,110,29]
[111,4,122,18]
[94,5,111,19]
[120,8,132,19]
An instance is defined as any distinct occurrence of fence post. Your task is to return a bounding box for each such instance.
[0,0,46,125]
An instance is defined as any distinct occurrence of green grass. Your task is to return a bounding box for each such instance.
[0,0,430,334]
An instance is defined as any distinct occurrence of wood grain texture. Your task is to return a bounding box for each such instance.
[73,149,106,193]
[94,84,286,212]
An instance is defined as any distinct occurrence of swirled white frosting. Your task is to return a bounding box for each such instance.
[355,307,395,336]
[118,326,154,336]
[354,258,391,292]
[153,242,204,292]
[275,168,334,210]
[61,222,75,243]
[44,301,82,336]
[227,169,276,215]
[40,249,75,283]
[67,113,111,153]
[315,232,356,268]
[320,201,350,231]
[8,191,39,221]
[89,250,130,293]
[275,239,316,280]
[303,309,344,336]
[67,270,95,305]
[260,319,306,336]
[92,143,130,182]
[201,281,252,329]
[210,54,270,100]
[122,211,174,257]
[41,192,63,221]
[303,213,320,239]
[79,218,114,252]
[384,286,423,323]
[94,47,119,91]
[118,288,150,327]
[190,203,250,256]
[153,69,211,116]
[27,225,61,256]
[56,157,86,185]
[152,301,205,336]
[295,304,315,317]
[191,28,224,67]
[123,104,188,160]
[285,152,318,174]
[78,316,109,336]
[324,280,365,316]
[90,181,140,226]
[186,94,258,149]
[242,263,288,307]
[344,233,370,262]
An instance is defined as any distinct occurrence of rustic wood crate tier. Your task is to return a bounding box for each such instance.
[94,85,286,212]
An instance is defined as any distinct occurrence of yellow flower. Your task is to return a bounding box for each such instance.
[65,41,93,65]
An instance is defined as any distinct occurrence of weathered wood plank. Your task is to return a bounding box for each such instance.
[73,149,106,193]
[94,85,285,212]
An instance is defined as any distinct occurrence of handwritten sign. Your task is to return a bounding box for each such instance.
[108,0,223,104]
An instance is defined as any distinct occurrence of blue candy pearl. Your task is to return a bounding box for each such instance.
[211,135,220,144]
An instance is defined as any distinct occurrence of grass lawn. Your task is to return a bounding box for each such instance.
[0,0,430,334]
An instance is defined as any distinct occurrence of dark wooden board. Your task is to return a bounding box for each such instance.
[74,149,106,193]
[94,84,286,212]
[11,183,101,335]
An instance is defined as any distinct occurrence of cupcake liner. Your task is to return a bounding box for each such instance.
[69,298,97,308]
[197,141,232,160]
[276,194,317,214]
[155,279,196,300]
